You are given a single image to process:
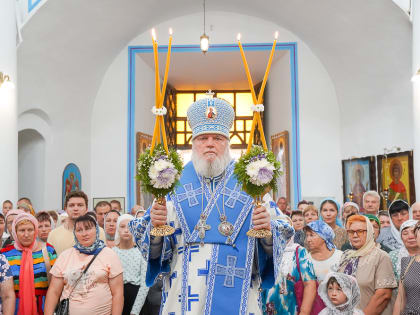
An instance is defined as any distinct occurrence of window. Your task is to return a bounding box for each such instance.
[175,90,256,149]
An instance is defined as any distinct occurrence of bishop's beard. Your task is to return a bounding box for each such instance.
[191,144,232,178]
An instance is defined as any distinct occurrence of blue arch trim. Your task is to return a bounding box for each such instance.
[28,0,42,13]
[127,43,301,209]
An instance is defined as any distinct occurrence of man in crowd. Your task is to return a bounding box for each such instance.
[276,197,288,214]
[362,190,380,215]
[130,97,292,314]
[1,201,12,216]
[411,201,420,220]
[110,199,122,212]
[48,190,106,255]
[94,200,112,228]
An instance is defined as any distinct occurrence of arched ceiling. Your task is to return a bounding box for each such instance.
[17,0,412,120]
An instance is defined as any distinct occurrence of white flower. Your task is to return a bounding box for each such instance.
[246,158,275,186]
[149,159,178,189]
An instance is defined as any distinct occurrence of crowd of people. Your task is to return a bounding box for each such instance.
[1,190,420,314]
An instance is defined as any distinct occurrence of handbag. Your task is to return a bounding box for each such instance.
[55,252,100,315]
[294,247,326,315]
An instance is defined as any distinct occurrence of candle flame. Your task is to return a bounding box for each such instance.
[169,28,173,35]
[274,31,279,40]
[151,28,156,41]
[237,33,241,41]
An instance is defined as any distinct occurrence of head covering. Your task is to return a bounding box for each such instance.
[318,272,361,315]
[342,202,359,213]
[5,209,24,222]
[104,210,121,241]
[364,214,381,229]
[305,220,336,251]
[11,213,39,315]
[73,219,105,255]
[388,199,412,247]
[114,214,134,245]
[319,198,343,228]
[17,202,35,216]
[394,219,418,278]
[187,97,234,139]
[339,215,376,276]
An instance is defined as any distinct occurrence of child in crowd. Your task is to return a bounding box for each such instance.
[318,272,363,315]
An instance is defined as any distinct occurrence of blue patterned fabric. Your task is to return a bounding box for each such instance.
[306,220,336,251]
[129,161,293,315]
[187,97,234,139]
[261,246,316,314]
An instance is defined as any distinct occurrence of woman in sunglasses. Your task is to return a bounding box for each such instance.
[337,215,397,315]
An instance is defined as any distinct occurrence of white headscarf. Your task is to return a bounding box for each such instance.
[318,272,361,315]
[395,219,418,278]
[114,214,135,245]
[389,200,412,248]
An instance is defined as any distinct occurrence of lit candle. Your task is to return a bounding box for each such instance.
[237,34,257,104]
[159,27,173,108]
[257,32,277,105]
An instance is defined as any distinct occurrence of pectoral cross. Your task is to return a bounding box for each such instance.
[195,214,211,246]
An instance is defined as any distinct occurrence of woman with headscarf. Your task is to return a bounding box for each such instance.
[2,210,24,248]
[112,214,149,315]
[16,203,35,216]
[104,210,120,247]
[338,215,397,314]
[318,272,363,315]
[304,220,343,282]
[341,202,359,226]
[319,199,348,249]
[377,199,411,251]
[364,214,393,253]
[389,219,419,282]
[0,212,57,315]
[44,214,123,315]
[393,221,420,314]
[262,216,317,315]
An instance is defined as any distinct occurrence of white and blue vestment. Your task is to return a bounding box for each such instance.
[129,161,293,315]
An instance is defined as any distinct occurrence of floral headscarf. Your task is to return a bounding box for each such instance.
[305,220,336,250]
[73,219,105,255]
[318,272,361,315]
[319,198,343,228]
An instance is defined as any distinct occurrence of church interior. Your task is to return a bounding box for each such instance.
[1,0,418,212]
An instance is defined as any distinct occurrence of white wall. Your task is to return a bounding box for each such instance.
[18,129,45,210]
[91,11,342,207]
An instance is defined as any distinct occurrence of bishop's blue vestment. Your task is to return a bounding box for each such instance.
[129,161,293,315]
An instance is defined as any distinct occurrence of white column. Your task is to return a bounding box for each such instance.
[413,0,420,200]
[0,0,18,204]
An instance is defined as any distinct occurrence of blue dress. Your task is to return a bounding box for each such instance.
[262,246,316,315]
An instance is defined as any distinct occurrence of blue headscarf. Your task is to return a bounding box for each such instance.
[305,220,336,250]
[319,198,343,228]
[73,222,105,255]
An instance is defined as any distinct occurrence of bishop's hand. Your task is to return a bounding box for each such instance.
[151,199,168,227]
[252,206,271,230]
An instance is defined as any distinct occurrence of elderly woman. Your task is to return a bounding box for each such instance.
[2,210,24,248]
[44,214,123,315]
[319,199,347,249]
[341,202,359,225]
[389,219,419,282]
[104,210,120,247]
[377,200,411,251]
[338,215,397,315]
[262,216,317,314]
[112,214,149,315]
[304,220,343,282]
[1,212,57,315]
[393,221,420,314]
